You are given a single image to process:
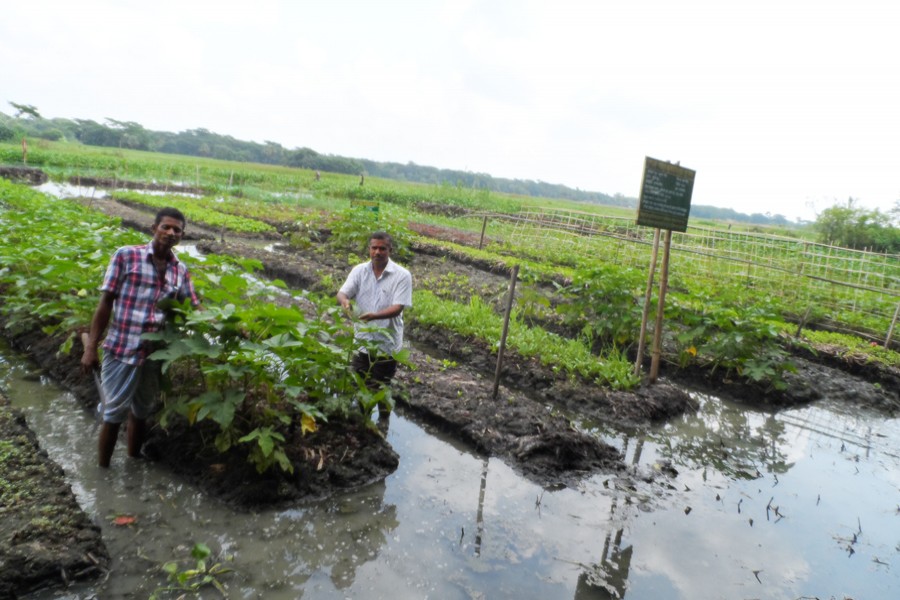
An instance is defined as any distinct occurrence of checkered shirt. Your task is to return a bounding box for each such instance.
[100,243,198,364]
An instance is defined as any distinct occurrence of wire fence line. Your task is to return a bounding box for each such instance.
[485,207,899,346]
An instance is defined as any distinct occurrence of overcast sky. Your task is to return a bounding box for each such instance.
[3,0,898,221]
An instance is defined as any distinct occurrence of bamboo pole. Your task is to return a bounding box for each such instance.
[492,265,520,400]
[634,228,661,376]
[649,230,673,384]
[479,215,488,250]
[886,301,900,349]
[795,306,812,338]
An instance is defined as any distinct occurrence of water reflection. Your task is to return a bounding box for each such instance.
[34,180,203,200]
[574,497,632,599]
[573,435,642,599]
[34,180,107,200]
[264,482,399,593]
[651,393,793,481]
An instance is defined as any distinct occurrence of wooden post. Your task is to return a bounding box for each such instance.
[479,216,488,250]
[634,228,661,376]
[21,137,27,164]
[886,300,900,349]
[649,230,672,383]
[492,265,520,400]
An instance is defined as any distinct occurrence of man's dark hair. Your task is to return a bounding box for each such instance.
[155,207,187,228]
[369,231,393,249]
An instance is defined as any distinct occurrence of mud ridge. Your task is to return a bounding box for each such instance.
[0,393,109,598]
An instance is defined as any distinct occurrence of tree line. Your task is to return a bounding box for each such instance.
[0,106,629,206]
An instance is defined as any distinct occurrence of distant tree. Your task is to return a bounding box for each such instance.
[9,102,41,119]
[40,128,64,141]
[0,123,16,141]
[814,197,900,252]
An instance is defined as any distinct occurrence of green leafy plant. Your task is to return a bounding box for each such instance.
[149,542,233,599]
[145,276,357,473]
[554,265,645,350]
[670,294,795,389]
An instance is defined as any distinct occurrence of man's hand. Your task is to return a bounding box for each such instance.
[80,332,99,374]
[336,291,353,316]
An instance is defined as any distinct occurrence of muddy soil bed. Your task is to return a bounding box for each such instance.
[0,166,49,185]
[75,196,220,242]
[0,393,108,598]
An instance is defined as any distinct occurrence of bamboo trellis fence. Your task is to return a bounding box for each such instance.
[487,207,900,347]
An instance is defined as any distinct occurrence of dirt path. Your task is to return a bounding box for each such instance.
[76,196,220,241]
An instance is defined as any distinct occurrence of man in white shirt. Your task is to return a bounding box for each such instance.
[337,232,413,420]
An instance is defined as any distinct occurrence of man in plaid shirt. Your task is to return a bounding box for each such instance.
[81,207,199,468]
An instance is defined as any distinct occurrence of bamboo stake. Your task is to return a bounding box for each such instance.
[649,230,673,384]
[795,306,812,338]
[634,228,661,376]
[479,215,488,250]
[886,301,900,349]
[492,265,520,400]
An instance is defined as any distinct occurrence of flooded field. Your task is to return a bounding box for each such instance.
[3,338,897,600]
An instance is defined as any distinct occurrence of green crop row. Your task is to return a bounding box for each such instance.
[111,190,278,235]
[411,290,640,390]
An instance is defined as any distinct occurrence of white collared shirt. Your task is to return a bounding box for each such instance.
[339,258,412,353]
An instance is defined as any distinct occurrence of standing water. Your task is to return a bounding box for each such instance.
[3,339,897,600]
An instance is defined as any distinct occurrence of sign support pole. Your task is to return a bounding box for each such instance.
[649,229,672,383]
[634,228,661,376]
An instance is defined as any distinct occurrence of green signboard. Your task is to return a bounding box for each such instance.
[350,200,380,216]
[636,157,695,232]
